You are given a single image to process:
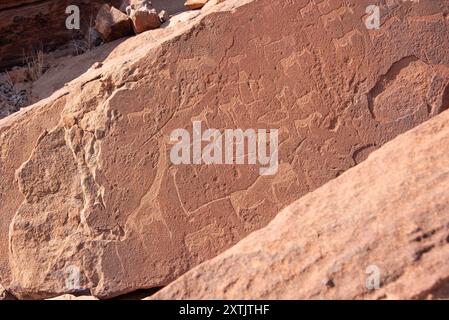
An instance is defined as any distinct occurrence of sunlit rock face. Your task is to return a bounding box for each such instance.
[1,0,449,299]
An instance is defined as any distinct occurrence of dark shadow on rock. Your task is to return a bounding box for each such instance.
[110,287,164,300]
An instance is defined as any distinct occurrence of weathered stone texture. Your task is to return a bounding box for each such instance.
[1,0,449,298]
[153,108,449,300]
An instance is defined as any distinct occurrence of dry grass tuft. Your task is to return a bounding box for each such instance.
[23,48,44,82]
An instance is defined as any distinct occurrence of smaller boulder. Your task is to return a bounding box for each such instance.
[127,1,161,34]
[184,0,209,10]
[95,4,133,42]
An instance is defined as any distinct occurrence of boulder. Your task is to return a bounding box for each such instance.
[185,0,208,10]
[1,0,449,299]
[127,1,161,33]
[152,108,449,300]
[95,4,133,42]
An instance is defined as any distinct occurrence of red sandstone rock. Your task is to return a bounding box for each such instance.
[1,0,449,299]
[152,109,449,300]
[130,10,161,34]
[127,1,162,34]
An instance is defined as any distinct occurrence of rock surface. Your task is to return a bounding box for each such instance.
[95,4,134,42]
[1,0,449,299]
[152,108,449,300]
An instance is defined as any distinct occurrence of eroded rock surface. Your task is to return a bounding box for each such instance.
[152,108,449,300]
[1,0,449,299]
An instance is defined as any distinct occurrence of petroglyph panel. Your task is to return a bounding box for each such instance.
[1,0,449,298]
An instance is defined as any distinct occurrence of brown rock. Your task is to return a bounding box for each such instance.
[1,0,449,299]
[185,0,208,10]
[127,1,161,33]
[95,4,133,42]
[152,109,449,300]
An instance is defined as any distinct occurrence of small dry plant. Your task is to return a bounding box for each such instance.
[23,48,44,82]
[72,15,97,55]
